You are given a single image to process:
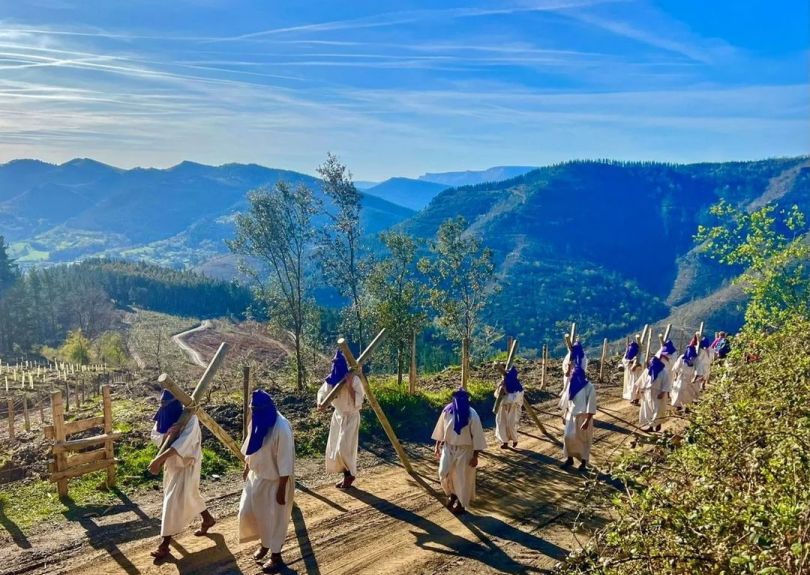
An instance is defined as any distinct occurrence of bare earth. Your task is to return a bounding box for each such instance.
[2,385,647,575]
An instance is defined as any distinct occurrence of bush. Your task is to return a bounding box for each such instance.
[558,315,810,574]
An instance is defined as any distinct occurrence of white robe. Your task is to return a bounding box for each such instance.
[494,389,523,444]
[238,414,295,553]
[638,368,671,429]
[561,382,597,462]
[150,415,207,537]
[695,348,713,389]
[431,407,487,508]
[317,375,364,476]
[621,359,641,401]
[670,357,699,408]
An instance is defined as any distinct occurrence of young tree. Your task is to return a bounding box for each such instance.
[61,329,92,365]
[695,201,809,330]
[0,235,18,296]
[316,153,369,348]
[418,217,498,366]
[228,182,320,390]
[95,331,128,367]
[367,231,426,386]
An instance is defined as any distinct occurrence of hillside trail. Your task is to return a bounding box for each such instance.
[38,387,650,575]
[171,320,212,367]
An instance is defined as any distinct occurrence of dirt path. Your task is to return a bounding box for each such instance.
[171,321,212,367]
[19,388,647,575]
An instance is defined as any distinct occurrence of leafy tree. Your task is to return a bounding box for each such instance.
[418,216,498,361]
[0,236,18,296]
[95,331,128,367]
[60,329,92,365]
[316,153,369,348]
[695,201,810,330]
[228,182,320,390]
[367,231,427,386]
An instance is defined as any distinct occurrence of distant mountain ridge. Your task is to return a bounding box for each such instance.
[418,165,538,187]
[0,158,413,269]
[363,177,449,210]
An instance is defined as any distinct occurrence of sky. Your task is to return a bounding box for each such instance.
[0,0,807,180]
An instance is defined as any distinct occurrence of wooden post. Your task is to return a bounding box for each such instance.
[540,344,547,390]
[338,340,414,474]
[599,338,608,383]
[242,366,250,441]
[696,321,705,350]
[7,398,14,440]
[493,339,519,414]
[506,336,514,353]
[644,327,653,363]
[64,381,70,412]
[569,322,577,345]
[51,391,68,497]
[38,397,44,424]
[22,395,30,432]
[102,385,116,487]
[408,330,417,395]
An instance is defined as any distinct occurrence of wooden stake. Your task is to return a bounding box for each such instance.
[22,395,30,432]
[64,381,70,412]
[51,391,68,497]
[338,340,414,474]
[242,366,250,441]
[7,398,14,440]
[461,337,470,390]
[599,338,608,383]
[663,323,672,343]
[540,344,547,390]
[644,328,653,363]
[38,398,44,423]
[102,385,115,487]
[409,330,417,395]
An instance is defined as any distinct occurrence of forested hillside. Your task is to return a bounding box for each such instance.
[402,157,810,349]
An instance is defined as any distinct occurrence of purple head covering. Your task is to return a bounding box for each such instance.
[443,388,471,434]
[682,345,698,367]
[624,341,640,361]
[568,366,589,400]
[648,356,666,380]
[246,389,279,455]
[570,341,585,369]
[661,340,676,356]
[154,389,183,434]
[503,366,523,393]
[325,349,349,386]
[700,336,712,350]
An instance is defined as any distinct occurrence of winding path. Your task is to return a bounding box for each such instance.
[171,320,212,368]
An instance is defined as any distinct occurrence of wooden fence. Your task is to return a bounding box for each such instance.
[45,385,119,497]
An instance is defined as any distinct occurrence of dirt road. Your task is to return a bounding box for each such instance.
[171,320,212,367]
[22,389,645,575]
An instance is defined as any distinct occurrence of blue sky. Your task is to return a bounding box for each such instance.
[0,0,807,179]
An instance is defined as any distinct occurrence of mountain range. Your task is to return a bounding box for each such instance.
[1,155,808,351]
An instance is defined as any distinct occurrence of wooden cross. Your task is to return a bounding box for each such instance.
[696,321,705,350]
[492,338,519,415]
[153,342,244,464]
[322,330,414,474]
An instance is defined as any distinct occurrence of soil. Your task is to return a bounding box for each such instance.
[0,369,659,575]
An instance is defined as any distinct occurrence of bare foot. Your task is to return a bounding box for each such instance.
[194,516,216,536]
[150,545,170,560]
[254,546,269,561]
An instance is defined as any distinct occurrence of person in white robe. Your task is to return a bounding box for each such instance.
[494,365,524,448]
[147,389,215,560]
[671,341,700,410]
[316,349,365,488]
[638,355,671,432]
[432,388,487,515]
[695,335,714,390]
[239,389,295,572]
[559,365,597,471]
[560,340,588,411]
[621,336,642,402]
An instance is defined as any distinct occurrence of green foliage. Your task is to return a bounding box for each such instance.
[0,235,18,297]
[316,153,370,347]
[60,329,92,364]
[94,331,128,367]
[559,315,810,575]
[696,201,810,329]
[418,216,498,345]
[229,181,321,390]
[367,231,427,383]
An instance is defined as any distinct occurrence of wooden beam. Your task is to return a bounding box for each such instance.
[598,338,608,383]
[569,322,577,345]
[66,447,108,468]
[49,458,114,482]
[493,338,519,414]
[44,415,105,440]
[242,366,250,441]
[52,433,122,454]
[338,339,413,474]
[158,374,245,463]
[460,337,470,390]
[319,329,387,407]
[102,384,115,487]
[697,321,705,350]
[51,391,68,497]
[540,344,547,390]
[663,323,672,343]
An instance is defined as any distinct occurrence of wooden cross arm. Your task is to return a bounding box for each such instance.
[663,323,673,343]
[318,329,386,408]
[158,374,245,463]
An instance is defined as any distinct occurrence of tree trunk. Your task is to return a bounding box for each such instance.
[294,327,305,391]
[396,345,404,387]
